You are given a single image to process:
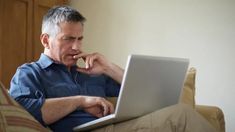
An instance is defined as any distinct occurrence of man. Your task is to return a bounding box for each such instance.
[9,6,217,132]
[10,6,123,131]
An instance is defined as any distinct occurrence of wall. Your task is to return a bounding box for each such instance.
[70,0,235,131]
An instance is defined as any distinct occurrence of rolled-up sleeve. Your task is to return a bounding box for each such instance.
[9,66,46,126]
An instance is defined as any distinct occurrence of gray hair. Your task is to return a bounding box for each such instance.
[42,6,86,38]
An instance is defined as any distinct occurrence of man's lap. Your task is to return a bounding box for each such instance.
[91,104,217,132]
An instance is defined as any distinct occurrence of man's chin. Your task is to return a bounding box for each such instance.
[65,60,77,67]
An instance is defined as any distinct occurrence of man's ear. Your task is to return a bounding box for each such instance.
[40,33,50,49]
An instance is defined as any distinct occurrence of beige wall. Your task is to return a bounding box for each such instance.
[70,0,235,131]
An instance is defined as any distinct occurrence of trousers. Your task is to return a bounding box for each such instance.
[91,104,217,132]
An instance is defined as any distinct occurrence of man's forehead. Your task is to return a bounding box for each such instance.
[58,22,83,36]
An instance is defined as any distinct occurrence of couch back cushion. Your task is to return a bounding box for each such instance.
[0,81,49,132]
[179,67,196,108]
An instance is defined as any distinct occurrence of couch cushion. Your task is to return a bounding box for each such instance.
[0,81,49,132]
[179,67,196,108]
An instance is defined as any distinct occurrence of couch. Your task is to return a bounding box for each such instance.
[0,68,225,132]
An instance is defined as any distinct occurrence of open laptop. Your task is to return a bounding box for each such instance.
[73,54,189,131]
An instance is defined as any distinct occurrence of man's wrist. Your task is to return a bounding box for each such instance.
[74,96,85,108]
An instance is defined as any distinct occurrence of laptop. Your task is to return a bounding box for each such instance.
[73,54,189,131]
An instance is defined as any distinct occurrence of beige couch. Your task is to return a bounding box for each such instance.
[0,68,225,132]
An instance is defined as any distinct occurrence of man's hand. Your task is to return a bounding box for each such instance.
[80,96,114,117]
[74,52,111,75]
[74,52,124,83]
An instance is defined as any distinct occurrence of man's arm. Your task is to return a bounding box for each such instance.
[103,62,124,84]
[41,95,114,125]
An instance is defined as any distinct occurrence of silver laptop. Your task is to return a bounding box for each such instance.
[73,54,189,131]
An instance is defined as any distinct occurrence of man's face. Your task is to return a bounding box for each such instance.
[48,22,84,67]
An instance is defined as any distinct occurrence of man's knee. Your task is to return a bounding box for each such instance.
[150,103,193,119]
[169,104,217,132]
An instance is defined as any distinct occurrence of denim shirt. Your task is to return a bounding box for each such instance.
[9,54,120,132]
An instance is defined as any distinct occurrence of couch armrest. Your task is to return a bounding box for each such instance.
[195,105,225,132]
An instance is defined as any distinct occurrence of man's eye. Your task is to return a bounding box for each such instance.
[78,36,84,41]
[63,37,75,41]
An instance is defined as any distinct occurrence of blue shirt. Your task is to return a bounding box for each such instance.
[9,54,120,132]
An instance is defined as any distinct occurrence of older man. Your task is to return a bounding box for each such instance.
[9,6,217,132]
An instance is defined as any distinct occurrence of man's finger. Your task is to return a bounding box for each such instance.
[100,102,109,116]
[73,52,87,59]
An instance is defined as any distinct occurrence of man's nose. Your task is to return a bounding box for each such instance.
[72,40,82,50]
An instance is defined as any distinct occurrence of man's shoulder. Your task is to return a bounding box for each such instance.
[18,54,52,71]
[17,61,42,73]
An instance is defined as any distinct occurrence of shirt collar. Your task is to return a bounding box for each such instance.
[37,53,54,69]
[37,53,78,70]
